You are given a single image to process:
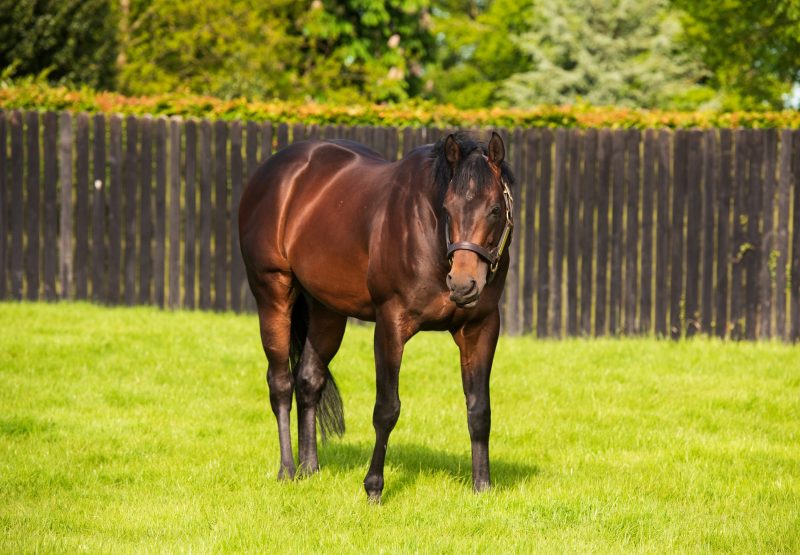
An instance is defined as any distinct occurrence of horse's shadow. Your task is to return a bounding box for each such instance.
[319,440,540,500]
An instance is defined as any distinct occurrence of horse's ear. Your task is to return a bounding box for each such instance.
[487,131,505,165]
[445,134,460,165]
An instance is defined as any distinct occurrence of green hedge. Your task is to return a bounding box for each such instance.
[1,81,798,129]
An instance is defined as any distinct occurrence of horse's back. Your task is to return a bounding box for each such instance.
[238,140,395,317]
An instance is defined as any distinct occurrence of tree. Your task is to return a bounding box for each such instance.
[425,0,533,108]
[501,0,708,109]
[118,0,305,98]
[118,0,436,103]
[672,0,800,109]
[0,0,118,89]
[298,0,436,103]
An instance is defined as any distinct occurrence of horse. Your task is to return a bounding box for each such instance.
[238,131,514,502]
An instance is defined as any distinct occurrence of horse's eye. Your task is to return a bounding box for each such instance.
[489,204,501,218]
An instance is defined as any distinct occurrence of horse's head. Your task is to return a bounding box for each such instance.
[440,132,513,308]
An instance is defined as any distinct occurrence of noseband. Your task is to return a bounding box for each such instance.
[445,178,514,283]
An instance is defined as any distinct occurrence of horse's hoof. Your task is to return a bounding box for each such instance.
[296,463,319,478]
[277,465,296,481]
[363,475,384,503]
[473,480,491,493]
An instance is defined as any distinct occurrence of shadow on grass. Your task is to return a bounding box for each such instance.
[319,440,540,500]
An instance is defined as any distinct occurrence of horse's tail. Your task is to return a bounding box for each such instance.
[289,295,345,442]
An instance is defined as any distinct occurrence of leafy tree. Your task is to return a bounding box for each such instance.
[0,0,118,89]
[500,0,708,109]
[298,0,436,102]
[671,0,800,109]
[426,0,533,108]
[119,0,436,103]
[118,0,305,98]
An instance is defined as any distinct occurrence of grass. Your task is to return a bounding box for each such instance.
[1,302,799,553]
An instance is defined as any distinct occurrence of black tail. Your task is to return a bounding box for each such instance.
[289,295,345,442]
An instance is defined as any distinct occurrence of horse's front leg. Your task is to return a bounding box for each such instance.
[451,307,500,492]
[363,309,412,503]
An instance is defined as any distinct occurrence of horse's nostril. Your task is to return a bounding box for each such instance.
[446,274,454,287]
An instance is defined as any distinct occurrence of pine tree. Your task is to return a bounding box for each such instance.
[501,0,707,108]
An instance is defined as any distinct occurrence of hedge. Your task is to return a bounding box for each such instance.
[1,81,798,129]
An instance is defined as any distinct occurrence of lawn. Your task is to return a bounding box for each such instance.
[1,302,799,553]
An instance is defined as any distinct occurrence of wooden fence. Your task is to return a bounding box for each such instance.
[1,110,799,340]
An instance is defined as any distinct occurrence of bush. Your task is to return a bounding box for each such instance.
[1,81,798,129]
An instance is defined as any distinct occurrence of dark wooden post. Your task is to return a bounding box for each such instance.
[107,115,122,304]
[536,130,552,337]
[168,117,182,309]
[25,111,40,301]
[42,112,59,301]
[91,114,107,303]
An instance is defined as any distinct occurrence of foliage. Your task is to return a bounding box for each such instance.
[670,0,800,110]
[426,0,534,108]
[118,0,305,99]
[501,0,709,109]
[2,81,800,129]
[2,303,799,552]
[118,0,435,103]
[0,0,118,90]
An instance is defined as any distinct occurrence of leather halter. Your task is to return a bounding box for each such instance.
[445,177,514,283]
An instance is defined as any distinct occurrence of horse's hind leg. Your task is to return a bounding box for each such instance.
[252,271,298,480]
[295,300,347,475]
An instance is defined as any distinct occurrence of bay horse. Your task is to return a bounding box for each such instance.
[238,131,514,502]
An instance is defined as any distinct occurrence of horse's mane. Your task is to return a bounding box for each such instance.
[430,132,515,199]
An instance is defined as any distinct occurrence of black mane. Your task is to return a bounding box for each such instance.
[430,132,514,198]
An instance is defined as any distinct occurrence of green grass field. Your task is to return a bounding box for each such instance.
[1,303,799,553]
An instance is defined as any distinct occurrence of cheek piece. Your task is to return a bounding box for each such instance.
[445,178,513,284]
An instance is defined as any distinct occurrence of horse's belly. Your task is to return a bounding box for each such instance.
[290,245,375,320]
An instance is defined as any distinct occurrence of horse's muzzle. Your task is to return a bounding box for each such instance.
[447,273,481,308]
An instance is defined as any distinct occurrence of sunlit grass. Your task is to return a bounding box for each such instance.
[1,302,798,552]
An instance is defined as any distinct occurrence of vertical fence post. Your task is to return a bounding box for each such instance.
[522,129,539,335]
[775,130,792,339]
[230,120,244,313]
[536,130,552,338]
[669,130,687,340]
[91,114,107,303]
[758,129,777,339]
[139,116,154,305]
[25,111,40,301]
[580,129,596,336]
[9,111,23,300]
[685,130,702,338]
[609,131,625,335]
[640,129,656,335]
[551,129,568,338]
[654,130,671,337]
[566,129,581,337]
[0,112,6,299]
[184,119,197,310]
[214,120,228,311]
[791,130,800,342]
[108,115,122,304]
[715,130,733,338]
[595,129,612,337]
[730,130,748,340]
[504,128,523,335]
[153,117,167,308]
[624,129,641,334]
[199,120,212,310]
[168,117,182,310]
[42,112,58,301]
[123,115,138,306]
[701,129,717,336]
[74,113,90,300]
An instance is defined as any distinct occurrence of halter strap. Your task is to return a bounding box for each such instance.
[445,178,514,283]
